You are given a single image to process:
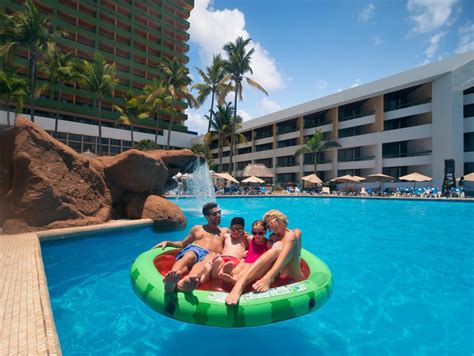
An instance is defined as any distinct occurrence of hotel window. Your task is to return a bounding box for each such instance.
[464,133,474,152]
[277,156,296,167]
[383,166,408,178]
[237,147,252,155]
[277,120,297,134]
[277,138,296,148]
[255,158,272,169]
[277,173,296,184]
[256,143,273,152]
[338,147,361,162]
[464,104,474,118]
[304,112,328,128]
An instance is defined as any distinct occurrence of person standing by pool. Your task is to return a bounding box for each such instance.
[225,210,304,305]
[152,202,226,293]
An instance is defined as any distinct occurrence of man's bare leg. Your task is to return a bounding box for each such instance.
[225,248,280,305]
[164,252,196,293]
[177,253,218,292]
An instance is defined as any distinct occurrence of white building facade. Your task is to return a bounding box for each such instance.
[198,51,474,188]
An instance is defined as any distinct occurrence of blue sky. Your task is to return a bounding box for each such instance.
[185,0,474,134]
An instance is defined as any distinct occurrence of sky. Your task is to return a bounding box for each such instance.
[184,0,474,135]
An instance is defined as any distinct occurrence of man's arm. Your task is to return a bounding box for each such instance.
[152,226,199,249]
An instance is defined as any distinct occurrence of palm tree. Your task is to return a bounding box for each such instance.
[295,130,340,174]
[0,67,27,126]
[192,54,231,139]
[205,102,245,172]
[158,57,198,150]
[0,0,63,122]
[223,36,268,175]
[47,49,76,133]
[144,79,173,144]
[114,91,149,144]
[76,53,118,155]
[135,139,160,151]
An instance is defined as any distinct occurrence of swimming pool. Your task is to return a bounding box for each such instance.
[41,197,474,355]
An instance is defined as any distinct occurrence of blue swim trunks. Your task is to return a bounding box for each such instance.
[175,245,209,262]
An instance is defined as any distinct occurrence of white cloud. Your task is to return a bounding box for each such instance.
[358,4,376,23]
[372,35,382,46]
[456,21,474,53]
[185,109,208,135]
[317,80,328,90]
[425,31,446,59]
[351,79,362,88]
[407,0,457,34]
[188,0,285,92]
[237,109,252,122]
[259,97,281,114]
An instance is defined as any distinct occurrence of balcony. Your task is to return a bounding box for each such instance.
[381,124,432,144]
[384,100,432,121]
[337,156,376,170]
[383,153,432,167]
[303,122,333,136]
[338,113,375,130]
[465,117,474,133]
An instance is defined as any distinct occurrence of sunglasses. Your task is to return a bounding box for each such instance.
[252,230,265,235]
[230,227,244,232]
[208,210,222,217]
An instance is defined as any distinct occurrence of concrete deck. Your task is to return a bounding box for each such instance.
[0,219,152,355]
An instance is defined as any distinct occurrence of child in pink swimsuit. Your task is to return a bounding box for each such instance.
[221,220,272,285]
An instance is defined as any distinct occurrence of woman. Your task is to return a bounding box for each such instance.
[225,209,304,305]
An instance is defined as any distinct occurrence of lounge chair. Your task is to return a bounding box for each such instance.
[321,186,330,195]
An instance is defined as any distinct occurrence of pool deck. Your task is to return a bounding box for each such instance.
[0,219,152,356]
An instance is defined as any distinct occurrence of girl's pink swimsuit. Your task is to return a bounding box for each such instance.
[244,238,269,263]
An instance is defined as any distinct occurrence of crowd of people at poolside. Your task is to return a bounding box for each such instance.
[152,202,303,305]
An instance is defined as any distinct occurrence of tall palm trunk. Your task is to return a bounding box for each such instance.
[29,52,37,122]
[55,81,64,133]
[5,99,11,126]
[205,91,215,155]
[98,100,103,155]
[166,109,175,150]
[130,122,134,145]
[218,134,223,172]
[229,87,239,174]
[154,110,160,144]
[313,152,318,175]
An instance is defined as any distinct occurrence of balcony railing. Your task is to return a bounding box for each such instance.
[338,155,375,162]
[382,151,432,158]
[384,98,431,112]
[339,110,375,122]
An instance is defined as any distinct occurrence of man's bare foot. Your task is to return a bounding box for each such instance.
[225,283,244,305]
[252,277,272,293]
[176,275,200,293]
[221,273,237,285]
[163,270,182,293]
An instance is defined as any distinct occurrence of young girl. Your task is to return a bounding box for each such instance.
[221,220,272,285]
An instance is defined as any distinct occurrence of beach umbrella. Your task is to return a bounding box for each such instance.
[241,176,265,184]
[212,172,239,184]
[241,163,274,178]
[302,174,323,185]
[463,172,474,181]
[329,175,362,183]
[329,175,361,192]
[399,172,431,189]
[364,173,395,192]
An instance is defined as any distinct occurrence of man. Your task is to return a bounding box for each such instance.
[153,202,226,293]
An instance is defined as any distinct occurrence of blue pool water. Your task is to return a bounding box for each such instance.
[42,197,474,355]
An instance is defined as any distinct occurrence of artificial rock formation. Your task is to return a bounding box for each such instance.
[0,118,196,234]
[126,195,186,228]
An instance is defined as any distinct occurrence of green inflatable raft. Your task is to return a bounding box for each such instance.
[130,247,332,327]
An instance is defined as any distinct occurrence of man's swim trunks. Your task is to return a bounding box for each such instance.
[176,245,209,262]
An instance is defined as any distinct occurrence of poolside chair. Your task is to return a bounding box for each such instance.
[321,186,330,195]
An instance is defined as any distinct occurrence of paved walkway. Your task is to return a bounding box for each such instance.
[0,233,61,355]
[0,219,152,355]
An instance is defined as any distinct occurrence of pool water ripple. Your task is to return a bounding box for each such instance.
[41,197,474,355]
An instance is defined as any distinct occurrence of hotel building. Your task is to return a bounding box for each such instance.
[0,0,197,152]
[202,51,474,187]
